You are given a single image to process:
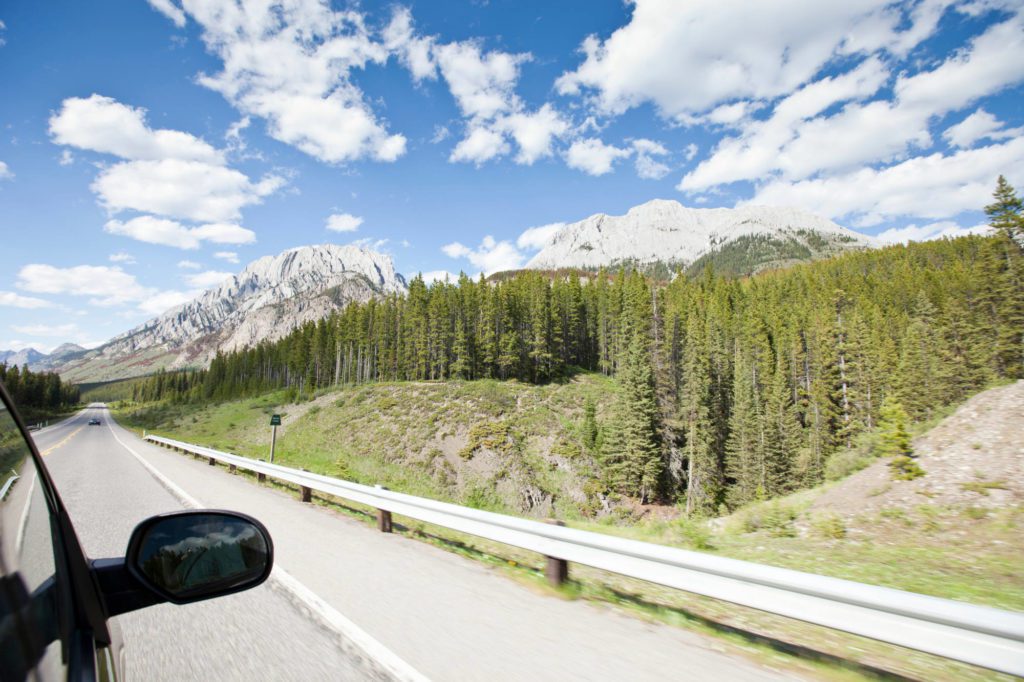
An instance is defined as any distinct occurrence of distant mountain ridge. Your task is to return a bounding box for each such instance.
[57,244,407,383]
[526,199,873,272]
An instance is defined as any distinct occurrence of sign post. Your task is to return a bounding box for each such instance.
[269,414,281,463]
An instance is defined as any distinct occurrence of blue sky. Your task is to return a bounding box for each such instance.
[0,0,1022,353]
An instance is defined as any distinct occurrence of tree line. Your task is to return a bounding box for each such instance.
[130,179,1024,512]
[0,363,81,415]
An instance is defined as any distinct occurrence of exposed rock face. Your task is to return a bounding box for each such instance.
[526,199,873,270]
[58,245,407,382]
[0,347,47,368]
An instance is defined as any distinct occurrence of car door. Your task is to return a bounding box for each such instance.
[0,383,115,681]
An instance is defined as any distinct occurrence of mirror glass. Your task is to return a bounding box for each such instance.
[131,512,270,600]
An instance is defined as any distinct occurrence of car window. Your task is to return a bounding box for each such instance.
[0,400,65,680]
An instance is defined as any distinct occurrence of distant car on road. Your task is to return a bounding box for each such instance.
[88,418,101,425]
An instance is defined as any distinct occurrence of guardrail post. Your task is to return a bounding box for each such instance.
[375,485,392,533]
[208,456,216,466]
[300,469,312,503]
[257,459,266,483]
[544,519,569,587]
[229,463,236,474]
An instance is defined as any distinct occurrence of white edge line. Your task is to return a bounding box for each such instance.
[105,418,429,682]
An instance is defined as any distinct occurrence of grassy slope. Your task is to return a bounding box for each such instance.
[116,378,1023,681]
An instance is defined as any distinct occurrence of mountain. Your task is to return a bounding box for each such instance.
[0,347,47,367]
[58,244,407,383]
[526,199,873,274]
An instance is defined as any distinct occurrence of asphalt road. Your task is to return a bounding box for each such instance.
[33,406,387,681]
[32,406,797,682]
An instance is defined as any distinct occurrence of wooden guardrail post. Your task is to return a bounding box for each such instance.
[544,519,569,587]
[229,463,236,474]
[208,456,216,466]
[300,469,312,503]
[375,485,392,533]
[257,459,266,483]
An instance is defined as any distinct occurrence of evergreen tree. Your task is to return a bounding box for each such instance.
[876,397,923,480]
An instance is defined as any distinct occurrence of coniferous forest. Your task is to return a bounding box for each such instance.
[0,363,80,416]
[130,179,1024,513]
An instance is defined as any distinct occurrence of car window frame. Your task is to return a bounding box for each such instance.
[0,380,113,680]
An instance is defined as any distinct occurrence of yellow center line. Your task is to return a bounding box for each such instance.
[41,425,85,456]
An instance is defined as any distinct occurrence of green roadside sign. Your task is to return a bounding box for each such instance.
[270,414,281,426]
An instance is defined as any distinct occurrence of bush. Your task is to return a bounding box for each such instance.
[675,517,714,550]
[889,455,925,480]
[811,514,847,540]
[825,430,878,481]
[742,502,798,537]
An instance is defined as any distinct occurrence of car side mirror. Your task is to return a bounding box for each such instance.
[92,510,273,617]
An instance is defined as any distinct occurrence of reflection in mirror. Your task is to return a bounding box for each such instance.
[132,513,270,601]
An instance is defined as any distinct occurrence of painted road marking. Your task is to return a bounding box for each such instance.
[41,425,85,456]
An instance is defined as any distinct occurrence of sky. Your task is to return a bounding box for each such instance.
[0,0,1022,353]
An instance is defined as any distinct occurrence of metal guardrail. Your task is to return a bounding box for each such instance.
[0,470,20,500]
[144,433,1024,675]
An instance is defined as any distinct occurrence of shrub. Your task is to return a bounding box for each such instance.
[825,430,878,481]
[742,502,798,537]
[675,517,714,550]
[812,514,847,540]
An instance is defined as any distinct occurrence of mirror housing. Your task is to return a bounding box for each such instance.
[92,510,273,617]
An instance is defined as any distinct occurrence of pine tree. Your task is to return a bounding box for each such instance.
[876,397,923,480]
[582,397,599,452]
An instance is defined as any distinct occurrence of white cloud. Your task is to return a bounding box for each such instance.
[184,270,234,289]
[146,0,186,28]
[58,150,74,166]
[435,41,528,121]
[49,94,221,163]
[213,251,239,264]
[0,291,52,309]
[557,0,952,120]
[137,289,199,316]
[93,159,282,223]
[873,221,992,244]
[442,236,524,274]
[431,126,451,144]
[418,270,458,285]
[517,223,565,251]
[11,323,78,338]
[449,126,510,164]
[501,105,570,165]
[748,137,1024,225]
[166,0,406,164]
[109,252,136,264]
[943,108,1020,148]
[177,260,201,270]
[684,143,698,161]
[565,138,631,176]
[632,139,671,179]
[16,264,154,307]
[104,216,256,249]
[0,161,12,180]
[326,213,364,233]
[681,14,1024,194]
[384,8,437,82]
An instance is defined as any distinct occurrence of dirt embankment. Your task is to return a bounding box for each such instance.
[814,380,1024,517]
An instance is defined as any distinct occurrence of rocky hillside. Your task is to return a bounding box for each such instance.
[59,245,407,382]
[526,199,873,272]
[813,380,1024,517]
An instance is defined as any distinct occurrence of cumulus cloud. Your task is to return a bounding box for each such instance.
[442,236,524,274]
[146,0,186,28]
[326,213,364,233]
[213,251,239,264]
[747,137,1024,226]
[0,291,52,309]
[104,216,256,249]
[177,260,201,270]
[0,161,12,180]
[565,138,631,176]
[383,7,437,82]
[49,95,221,163]
[632,139,671,179]
[109,252,136,264]
[184,270,234,288]
[943,108,1021,148]
[93,159,282,223]
[557,0,953,119]
[12,323,78,338]
[873,221,992,244]
[450,126,510,164]
[17,264,155,307]
[156,0,406,164]
[137,289,199,316]
[517,223,565,251]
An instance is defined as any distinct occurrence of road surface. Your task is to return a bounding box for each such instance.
[34,405,796,681]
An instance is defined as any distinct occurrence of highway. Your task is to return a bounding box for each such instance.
[33,405,796,681]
